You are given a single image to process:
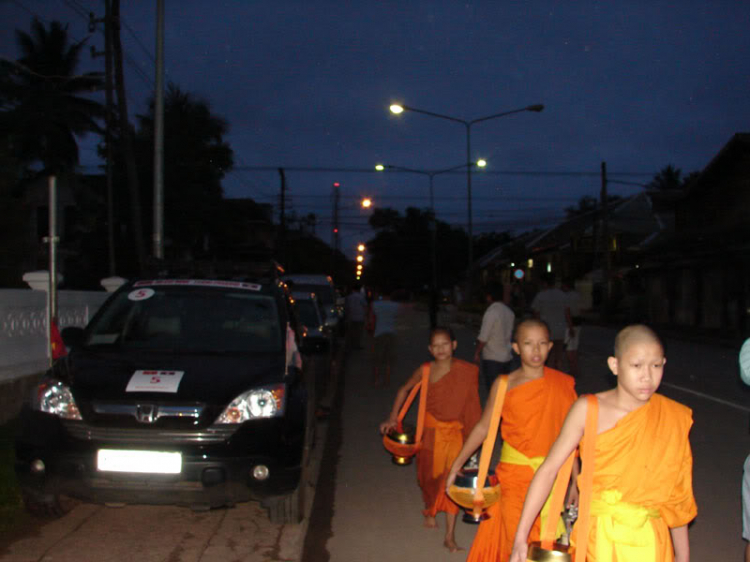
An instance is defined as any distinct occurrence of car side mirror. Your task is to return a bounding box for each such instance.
[61,326,85,348]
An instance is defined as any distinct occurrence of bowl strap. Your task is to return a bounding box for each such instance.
[473,374,508,518]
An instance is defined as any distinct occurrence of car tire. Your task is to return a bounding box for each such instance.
[264,394,315,524]
[265,479,305,524]
[22,490,74,519]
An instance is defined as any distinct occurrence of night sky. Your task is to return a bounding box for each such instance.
[3,1,749,257]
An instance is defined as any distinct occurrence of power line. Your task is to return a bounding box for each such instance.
[121,18,156,64]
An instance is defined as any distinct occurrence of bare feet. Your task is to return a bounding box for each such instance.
[423,515,437,528]
[443,538,463,552]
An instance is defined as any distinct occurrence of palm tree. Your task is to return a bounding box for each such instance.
[0,19,103,173]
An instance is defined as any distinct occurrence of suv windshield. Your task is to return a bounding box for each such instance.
[84,285,282,354]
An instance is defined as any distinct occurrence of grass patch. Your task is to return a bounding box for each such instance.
[0,420,29,534]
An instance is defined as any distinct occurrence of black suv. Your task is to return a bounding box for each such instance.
[14,270,315,523]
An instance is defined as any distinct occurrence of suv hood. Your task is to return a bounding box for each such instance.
[57,348,287,407]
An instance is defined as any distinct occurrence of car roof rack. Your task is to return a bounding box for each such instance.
[144,256,285,284]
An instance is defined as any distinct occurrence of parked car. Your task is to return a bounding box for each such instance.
[14,270,315,524]
[282,274,343,333]
[292,291,334,356]
[291,291,334,410]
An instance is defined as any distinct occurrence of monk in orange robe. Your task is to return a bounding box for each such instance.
[446,318,577,562]
[510,324,698,562]
[381,327,481,552]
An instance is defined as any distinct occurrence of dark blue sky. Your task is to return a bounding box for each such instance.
[3,1,749,256]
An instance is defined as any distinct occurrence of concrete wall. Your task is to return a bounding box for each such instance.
[0,289,109,423]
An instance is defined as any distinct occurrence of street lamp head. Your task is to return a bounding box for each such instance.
[361,197,373,209]
[526,104,545,112]
[389,104,404,114]
[375,164,385,171]
[476,159,487,168]
[357,244,365,252]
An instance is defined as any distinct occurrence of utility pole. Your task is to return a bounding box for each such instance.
[153,0,165,260]
[111,0,146,273]
[331,182,340,274]
[89,4,116,276]
[600,161,609,319]
[278,168,286,266]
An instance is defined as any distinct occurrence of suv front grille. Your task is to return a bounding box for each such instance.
[63,422,237,444]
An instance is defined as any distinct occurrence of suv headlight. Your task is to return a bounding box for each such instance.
[34,380,82,420]
[216,384,286,424]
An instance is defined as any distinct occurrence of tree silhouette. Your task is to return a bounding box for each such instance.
[646,165,684,191]
[0,19,103,173]
[133,84,234,260]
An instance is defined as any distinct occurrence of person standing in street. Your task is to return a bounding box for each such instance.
[562,277,584,377]
[474,282,516,395]
[531,275,572,372]
[371,291,402,386]
[344,284,367,350]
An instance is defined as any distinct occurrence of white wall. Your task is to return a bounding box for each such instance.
[0,289,109,383]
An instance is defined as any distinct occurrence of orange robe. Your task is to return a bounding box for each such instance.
[571,393,697,562]
[467,368,577,562]
[416,359,481,517]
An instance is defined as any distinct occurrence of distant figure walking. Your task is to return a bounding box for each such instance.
[474,282,516,395]
[561,277,583,377]
[370,291,402,386]
[344,284,367,350]
[531,275,571,372]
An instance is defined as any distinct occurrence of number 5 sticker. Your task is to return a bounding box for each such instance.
[128,288,155,301]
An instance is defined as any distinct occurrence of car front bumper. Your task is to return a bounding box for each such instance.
[15,413,304,508]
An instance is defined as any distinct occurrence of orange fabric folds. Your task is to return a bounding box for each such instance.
[416,359,481,517]
[467,368,577,562]
[570,394,697,562]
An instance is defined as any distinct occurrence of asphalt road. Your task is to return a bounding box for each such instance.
[3,305,747,561]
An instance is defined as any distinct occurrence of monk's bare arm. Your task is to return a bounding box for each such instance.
[509,397,587,562]
[670,525,689,562]
[379,367,422,434]
[444,375,500,491]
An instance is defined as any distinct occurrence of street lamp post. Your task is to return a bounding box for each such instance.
[375,161,486,328]
[389,102,543,299]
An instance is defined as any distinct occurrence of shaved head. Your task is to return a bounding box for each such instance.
[613,324,663,358]
[513,317,550,342]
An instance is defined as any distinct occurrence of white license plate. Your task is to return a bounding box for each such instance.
[97,449,182,474]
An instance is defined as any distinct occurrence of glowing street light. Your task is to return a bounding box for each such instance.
[357,244,366,252]
[361,197,372,209]
[375,160,487,328]
[388,101,544,295]
[356,255,364,263]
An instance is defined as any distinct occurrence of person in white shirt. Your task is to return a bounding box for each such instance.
[473,282,516,394]
[530,275,572,372]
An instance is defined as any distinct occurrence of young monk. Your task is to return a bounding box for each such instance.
[509,324,698,562]
[445,318,578,562]
[380,326,481,552]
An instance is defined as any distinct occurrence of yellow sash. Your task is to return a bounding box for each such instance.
[589,489,660,562]
[501,442,566,540]
[424,412,463,479]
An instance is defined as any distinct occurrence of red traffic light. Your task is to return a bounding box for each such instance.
[333,182,340,188]
[333,228,339,233]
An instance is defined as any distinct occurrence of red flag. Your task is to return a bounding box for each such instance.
[50,320,67,360]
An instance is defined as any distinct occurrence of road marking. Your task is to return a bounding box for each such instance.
[661,382,750,413]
